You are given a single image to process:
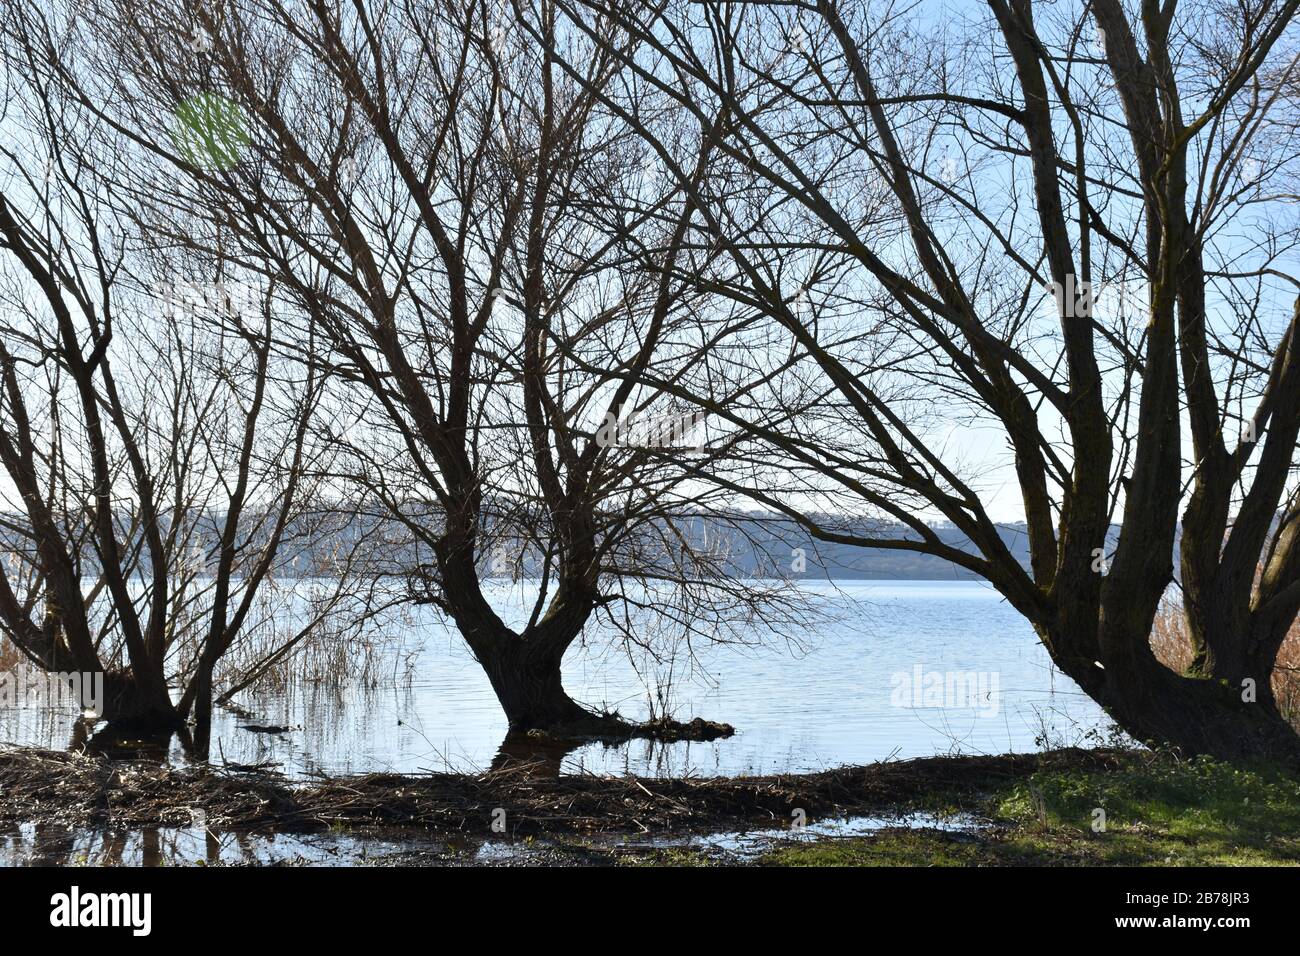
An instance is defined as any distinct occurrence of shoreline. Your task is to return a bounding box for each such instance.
[4,745,1297,866]
[4,745,1099,835]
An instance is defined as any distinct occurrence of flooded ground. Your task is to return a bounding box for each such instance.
[0,812,987,866]
[1,577,1117,869]
[0,581,1112,779]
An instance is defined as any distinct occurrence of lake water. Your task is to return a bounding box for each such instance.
[0,580,1114,778]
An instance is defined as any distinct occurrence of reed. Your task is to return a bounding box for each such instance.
[1150,601,1300,725]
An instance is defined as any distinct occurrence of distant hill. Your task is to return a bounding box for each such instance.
[0,508,1126,581]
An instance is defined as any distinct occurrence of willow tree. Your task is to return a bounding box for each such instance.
[48,0,809,739]
[0,3,368,746]
[551,0,1300,760]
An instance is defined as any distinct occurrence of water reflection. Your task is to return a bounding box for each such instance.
[69,719,185,762]
[0,819,440,866]
[491,731,586,776]
[0,812,991,867]
[1,582,1115,779]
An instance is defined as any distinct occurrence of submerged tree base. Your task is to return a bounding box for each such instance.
[516,712,736,745]
[491,714,737,774]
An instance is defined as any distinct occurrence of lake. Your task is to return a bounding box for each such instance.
[0,580,1114,778]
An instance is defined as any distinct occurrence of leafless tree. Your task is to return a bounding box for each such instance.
[0,8,370,750]
[27,0,815,741]
[548,0,1300,760]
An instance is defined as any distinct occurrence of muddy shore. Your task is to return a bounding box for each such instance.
[6,745,1299,866]
[1,744,1117,837]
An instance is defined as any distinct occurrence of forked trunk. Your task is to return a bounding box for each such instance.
[479,638,592,732]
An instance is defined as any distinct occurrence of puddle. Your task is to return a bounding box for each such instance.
[0,820,446,867]
[0,811,987,866]
[614,811,988,861]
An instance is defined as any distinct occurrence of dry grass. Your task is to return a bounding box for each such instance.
[213,623,399,695]
[2,624,396,696]
[1150,601,1300,723]
[0,745,1124,836]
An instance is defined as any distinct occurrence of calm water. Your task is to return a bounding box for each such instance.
[0,580,1113,778]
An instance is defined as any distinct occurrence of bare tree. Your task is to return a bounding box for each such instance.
[0,9,364,748]
[34,0,815,741]
[550,0,1300,761]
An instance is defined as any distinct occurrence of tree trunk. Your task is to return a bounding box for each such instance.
[1048,623,1300,763]
[99,667,179,731]
[478,638,592,732]
[190,663,216,759]
[1107,661,1300,762]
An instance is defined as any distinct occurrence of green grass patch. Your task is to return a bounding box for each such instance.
[759,752,1300,866]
